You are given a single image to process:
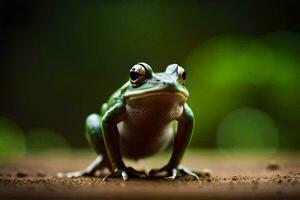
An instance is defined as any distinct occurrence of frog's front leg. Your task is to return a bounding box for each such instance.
[101,102,146,181]
[58,114,111,178]
[149,103,199,180]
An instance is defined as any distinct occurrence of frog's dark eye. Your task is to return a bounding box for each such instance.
[129,64,147,85]
[177,66,186,84]
[182,71,186,80]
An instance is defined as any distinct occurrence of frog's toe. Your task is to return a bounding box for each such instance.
[165,169,178,180]
[149,165,200,181]
[102,167,146,181]
[164,167,199,181]
[57,170,94,178]
[102,169,128,181]
[178,166,200,180]
[121,171,129,181]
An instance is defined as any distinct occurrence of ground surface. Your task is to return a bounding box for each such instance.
[0,150,299,200]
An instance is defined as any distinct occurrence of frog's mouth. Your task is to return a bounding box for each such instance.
[124,88,188,101]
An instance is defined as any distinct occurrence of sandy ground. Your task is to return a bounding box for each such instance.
[0,150,299,200]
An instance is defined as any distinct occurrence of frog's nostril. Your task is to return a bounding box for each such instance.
[162,80,175,86]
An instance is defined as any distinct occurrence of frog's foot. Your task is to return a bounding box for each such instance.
[102,167,146,181]
[57,155,108,178]
[57,169,95,178]
[149,165,200,181]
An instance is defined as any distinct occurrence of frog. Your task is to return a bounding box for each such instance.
[58,62,199,181]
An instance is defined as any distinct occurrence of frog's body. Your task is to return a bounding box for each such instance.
[120,88,185,159]
[58,63,198,181]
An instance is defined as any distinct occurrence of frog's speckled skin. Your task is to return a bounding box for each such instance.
[58,63,198,181]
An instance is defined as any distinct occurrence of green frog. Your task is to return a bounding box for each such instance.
[58,63,198,181]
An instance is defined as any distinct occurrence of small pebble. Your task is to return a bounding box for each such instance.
[197,168,212,178]
[37,172,46,177]
[202,168,212,177]
[16,172,28,178]
[267,161,280,170]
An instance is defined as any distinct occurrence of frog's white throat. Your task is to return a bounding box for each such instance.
[124,89,186,119]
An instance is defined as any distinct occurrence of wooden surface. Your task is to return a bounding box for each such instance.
[0,150,299,200]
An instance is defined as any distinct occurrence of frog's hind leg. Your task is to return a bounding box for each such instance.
[57,114,112,178]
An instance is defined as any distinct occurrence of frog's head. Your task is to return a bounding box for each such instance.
[124,63,189,102]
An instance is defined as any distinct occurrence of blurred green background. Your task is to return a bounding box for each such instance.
[0,0,299,157]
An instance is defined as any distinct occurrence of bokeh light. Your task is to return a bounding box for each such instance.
[217,107,279,154]
[0,117,26,157]
[185,33,300,149]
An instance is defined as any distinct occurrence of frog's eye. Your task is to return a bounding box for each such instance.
[177,66,186,84]
[129,64,147,85]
